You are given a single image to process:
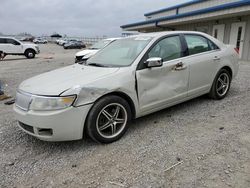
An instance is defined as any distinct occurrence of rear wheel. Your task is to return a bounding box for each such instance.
[25,49,35,59]
[0,51,6,60]
[209,69,231,100]
[86,95,131,143]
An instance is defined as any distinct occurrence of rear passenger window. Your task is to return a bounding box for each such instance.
[148,36,182,62]
[185,35,218,55]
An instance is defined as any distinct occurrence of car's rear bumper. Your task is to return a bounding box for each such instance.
[14,104,92,141]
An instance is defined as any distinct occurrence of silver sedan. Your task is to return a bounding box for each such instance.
[14,31,239,143]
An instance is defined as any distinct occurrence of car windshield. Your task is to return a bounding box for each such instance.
[87,37,152,67]
[90,40,112,50]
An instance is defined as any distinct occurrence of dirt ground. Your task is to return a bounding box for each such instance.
[0,44,249,188]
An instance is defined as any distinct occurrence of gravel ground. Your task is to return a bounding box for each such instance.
[0,44,250,188]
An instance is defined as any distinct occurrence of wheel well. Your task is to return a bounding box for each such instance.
[98,92,136,119]
[221,66,233,78]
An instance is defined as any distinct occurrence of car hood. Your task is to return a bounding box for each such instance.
[75,49,99,57]
[19,64,119,96]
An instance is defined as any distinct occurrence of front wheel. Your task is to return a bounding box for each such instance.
[85,95,131,143]
[209,69,231,100]
[25,49,35,59]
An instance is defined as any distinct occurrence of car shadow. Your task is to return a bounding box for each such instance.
[1,58,28,62]
[1,57,40,62]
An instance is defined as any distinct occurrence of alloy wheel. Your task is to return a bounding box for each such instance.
[216,73,230,97]
[96,103,127,139]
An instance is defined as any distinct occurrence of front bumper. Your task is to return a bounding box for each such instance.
[14,104,92,141]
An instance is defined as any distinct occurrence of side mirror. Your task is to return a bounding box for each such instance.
[144,57,163,68]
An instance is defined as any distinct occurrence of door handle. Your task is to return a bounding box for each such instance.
[213,56,220,61]
[173,62,187,71]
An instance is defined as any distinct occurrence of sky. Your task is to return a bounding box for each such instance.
[0,0,189,37]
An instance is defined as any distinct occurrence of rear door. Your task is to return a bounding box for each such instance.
[183,34,221,96]
[136,35,189,113]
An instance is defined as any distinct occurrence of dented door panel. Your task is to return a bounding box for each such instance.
[136,59,189,113]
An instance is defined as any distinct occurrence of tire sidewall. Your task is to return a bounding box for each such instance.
[211,69,231,100]
[86,95,132,143]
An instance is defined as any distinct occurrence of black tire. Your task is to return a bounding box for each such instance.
[25,49,35,59]
[85,95,132,144]
[0,51,7,60]
[209,69,231,100]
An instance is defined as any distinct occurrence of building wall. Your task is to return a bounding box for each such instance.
[147,0,239,20]
[242,15,250,60]
[179,0,237,14]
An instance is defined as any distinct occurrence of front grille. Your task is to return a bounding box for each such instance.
[19,122,34,133]
[15,91,32,111]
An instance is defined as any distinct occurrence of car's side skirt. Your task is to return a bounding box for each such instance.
[136,89,209,118]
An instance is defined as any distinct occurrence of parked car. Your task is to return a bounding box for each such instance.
[56,39,64,45]
[14,31,239,143]
[58,39,80,46]
[75,38,119,63]
[63,41,86,49]
[33,38,48,44]
[56,38,68,46]
[0,37,40,59]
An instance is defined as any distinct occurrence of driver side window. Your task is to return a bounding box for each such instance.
[148,36,182,62]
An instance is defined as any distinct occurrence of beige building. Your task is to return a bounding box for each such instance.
[121,0,250,60]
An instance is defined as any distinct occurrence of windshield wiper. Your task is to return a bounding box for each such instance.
[87,63,107,67]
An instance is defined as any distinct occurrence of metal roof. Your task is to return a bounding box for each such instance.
[144,0,207,17]
[125,30,213,38]
[121,0,250,29]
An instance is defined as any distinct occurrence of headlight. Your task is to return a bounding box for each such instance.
[29,95,76,111]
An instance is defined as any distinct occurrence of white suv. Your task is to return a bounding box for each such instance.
[0,37,40,59]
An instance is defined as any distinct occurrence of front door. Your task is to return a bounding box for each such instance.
[4,38,23,54]
[136,35,189,114]
[212,24,225,42]
[229,22,246,58]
